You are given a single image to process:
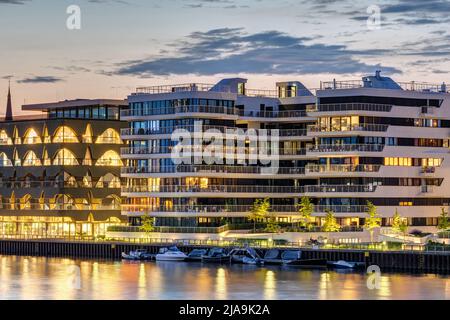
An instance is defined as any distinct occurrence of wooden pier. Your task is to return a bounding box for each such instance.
[0,239,449,273]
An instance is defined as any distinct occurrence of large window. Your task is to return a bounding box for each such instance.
[23,151,42,166]
[95,128,122,144]
[53,149,79,166]
[53,126,79,143]
[95,150,123,166]
[23,128,42,144]
[0,153,12,167]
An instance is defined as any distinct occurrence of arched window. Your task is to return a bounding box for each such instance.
[83,124,93,143]
[23,150,42,166]
[82,148,93,166]
[23,128,42,144]
[95,128,122,144]
[0,130,12,145]
[53,149,79,166]
[0,153,12,167]
[95,150,123,166]
[82,172,92,188]
[13,149,21,166]
[42,149,51,166]
[53,194,75,210]
[96,173,121,188]
[53,126,79,143]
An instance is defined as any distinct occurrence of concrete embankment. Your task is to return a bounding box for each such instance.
[0,239,449,273]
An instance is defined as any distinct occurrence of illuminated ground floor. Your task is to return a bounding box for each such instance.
[0,215,126,237]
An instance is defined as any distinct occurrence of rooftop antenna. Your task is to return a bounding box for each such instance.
[440,82,447,93]
[375,70,381,79]
[5,78,13,121]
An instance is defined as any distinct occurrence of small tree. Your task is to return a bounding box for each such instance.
[265,213,281,233]
[438,207,450,231]
[399,219,408,242]
[391,209,402,234]
[140,213,155,236]
[364,201,382,243]
[322,210,340,233]
[297,196,314,230]
[247,198,271,233]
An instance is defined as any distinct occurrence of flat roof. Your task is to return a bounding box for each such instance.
[22,99,128,111]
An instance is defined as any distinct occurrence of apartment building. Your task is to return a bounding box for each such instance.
[120,73,450,232]
[0,94,128,237]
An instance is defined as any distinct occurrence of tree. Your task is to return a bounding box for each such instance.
[297,196,314,230]
[391,209,402,234]
[437,207,450,231]
[322,210,340,233]
[364,201,382,243]
[247,198,271,233]
[399,219,408,242]
[265,213,281,233]
[140,213,155,236]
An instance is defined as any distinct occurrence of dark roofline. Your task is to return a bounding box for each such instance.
[22,99,128,111]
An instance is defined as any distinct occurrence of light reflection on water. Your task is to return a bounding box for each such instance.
[0,255,448,300]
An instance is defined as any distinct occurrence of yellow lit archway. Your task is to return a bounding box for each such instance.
[0,153,12,167]
[53,126,79,143]
[23,150,42,166]
[95,128,122,144]
[23,128,42,144]
[53,148,79,166]
[95,150,123,166]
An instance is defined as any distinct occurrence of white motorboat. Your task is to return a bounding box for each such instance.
[229,248,264,265]
[328,260,358,269]
[155,246,188,261]
[121,249,153,260]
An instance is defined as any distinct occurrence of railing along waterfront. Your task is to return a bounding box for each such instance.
[121,165,306,175]
[309,144,385,153]
[122,204,368,214]
[305,164,382,174]
[306,103,392,113]
[121,184,377,194]
[308,124,389,133]
[108,225,230,234]
[121,105,239,117]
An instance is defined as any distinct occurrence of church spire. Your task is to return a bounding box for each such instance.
[5,79,13,121]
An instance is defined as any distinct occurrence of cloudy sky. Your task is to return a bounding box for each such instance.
[1,0,449,114]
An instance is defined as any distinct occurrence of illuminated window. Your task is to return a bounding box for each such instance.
[96,173,121,188]
[422,158,442,167]
[42,149,51,166]
[23,128,42,144]
[82,148,93,166]
[399,202,413,206]
[0,130,12,145]
[384,157,412,166]
[43,126,51,143]
[13,127,21,145]
[82,172,92,188]
[95,128,122,144]
[147,178,160,192]
[53,126,79,143]
[200,178,209,189]
[95,150,123,166]
[0,153,12,167]
[82,124,93,143]
[13,149,21,166]
[53,148,79,166]
[23,151,42,166]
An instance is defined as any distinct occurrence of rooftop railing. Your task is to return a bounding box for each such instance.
[121,105,239,117]
[135,83,231,94]
[320,80,449,93]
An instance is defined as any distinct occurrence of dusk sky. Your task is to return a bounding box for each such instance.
[1,0,449,115]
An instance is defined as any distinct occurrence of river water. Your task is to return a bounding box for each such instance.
[0,255,448,300]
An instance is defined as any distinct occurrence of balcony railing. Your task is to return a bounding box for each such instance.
[238,110,307,118]
[306,103,392,113]
[0,203,120,211]
[305,164,382,174]
[308,124,389,133]
[121,165,306,175]
[309,144,385,153]
[121,184,377,194]
[320,80,448,93]
[121,105,239,117]
[121,204,368,214]
[0,180,120,189]
[108,225,230,234]
[120,125,307,137]
[121,146,306,156]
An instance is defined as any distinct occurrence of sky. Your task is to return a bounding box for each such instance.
[0,0,449,115]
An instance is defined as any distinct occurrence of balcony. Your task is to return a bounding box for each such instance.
[121,184,377,194]
[121,165,306,176]
[305,164,382,174]
[120,105,239,118]
[306,103,392,113]
[309,144,385,153]
[238,110,307,118]
[308,123,389,133]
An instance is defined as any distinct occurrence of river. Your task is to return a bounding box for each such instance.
[0,255,448,300]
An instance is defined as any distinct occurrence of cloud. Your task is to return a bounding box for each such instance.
[383,0,450,14]
[0,0,31,4]
[112,28,401,77]
[17,76,64,84]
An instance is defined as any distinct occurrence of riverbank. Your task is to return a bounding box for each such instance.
[0,238,449,273]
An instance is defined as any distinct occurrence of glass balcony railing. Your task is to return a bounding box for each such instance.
[121,165,306,175]
[308,124,389,133]
[121,105,239,117]
[309,144,385,153]
[121,184,377,194]
[305,164,382,173]
[238,110,307,118]
[306,103,392,113]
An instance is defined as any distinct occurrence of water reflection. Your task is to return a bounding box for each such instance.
[0,256,448,300]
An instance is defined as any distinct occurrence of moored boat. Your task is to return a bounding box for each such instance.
[202,248,230,263]
[155,246,188,261]
[185,249,208,262]
[121,249,154,261]
[281,250,327,269]
[263,249,282,265]
[229,247,264,265]
[327,260,363,269]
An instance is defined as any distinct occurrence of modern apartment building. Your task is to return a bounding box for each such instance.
[0,94,128,237]
[120,72,450,232]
